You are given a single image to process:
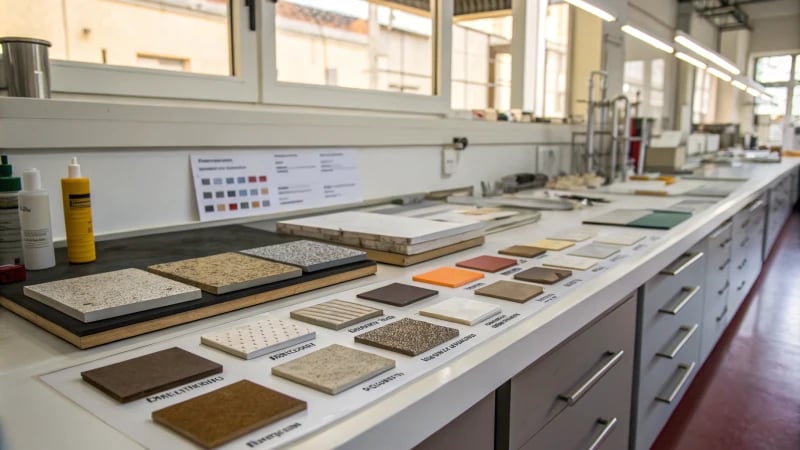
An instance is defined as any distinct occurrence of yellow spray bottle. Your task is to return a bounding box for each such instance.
[61,157,95,263]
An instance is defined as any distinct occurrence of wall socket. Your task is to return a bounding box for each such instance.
[442,148,458,176]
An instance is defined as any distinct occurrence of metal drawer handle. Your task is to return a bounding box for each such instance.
[719,258,731,271]
[659,286,701,315]
[740,237,750,248]
[657,324,699,359]
[719,238,732,248]
[716,305,729,322]
[748,199,765,214]
[660,252,704,276]
[709,222,732,240]
[558,350,625,406]
[656,362,696,404]
[737,258,748,270]
[741,219,750,229]
[736,280,746,291]
[717,281,730,296]
[586,417,618,450]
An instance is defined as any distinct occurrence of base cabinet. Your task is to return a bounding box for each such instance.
[413,393,495,450]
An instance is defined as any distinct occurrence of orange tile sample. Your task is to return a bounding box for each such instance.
[412,267,485,288]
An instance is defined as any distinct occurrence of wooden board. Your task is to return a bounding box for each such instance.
[359,237,485,266]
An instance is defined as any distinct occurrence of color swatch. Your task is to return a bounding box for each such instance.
[419,297,501,325]
[498,245,547,258]
[514,267,572,285]
[412,267,485,288]
[455,255,517,273]
[290,300,383,330]
[355,318,459,356]
[356,283,438,307]
[200,318,315,360]
[474,280,544,303]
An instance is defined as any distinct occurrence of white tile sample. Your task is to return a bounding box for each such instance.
[595,233,647,246]
[542,255,598,271]
[419,297,501,326]
[201,318,315,359]
[23,268,202,323]
[241,240,367,272]
[547,230,595,242]
[568,243,621,259]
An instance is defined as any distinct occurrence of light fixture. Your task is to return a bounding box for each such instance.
[564,0,616,22]
[674,32,740,75]
[760,92,771,100]
[675,52,707,70]
[746,87,760,97]
[707,67,732,82]
[731,80,748,91]
[621,25,674,54]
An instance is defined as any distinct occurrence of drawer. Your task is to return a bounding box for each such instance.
[505,294,636,450]
[705,221,733,271]
[641,248,705,322]
[700,277,730,362]
[414,393,494,450]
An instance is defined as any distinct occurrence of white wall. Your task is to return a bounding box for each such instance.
[750,14,800,55]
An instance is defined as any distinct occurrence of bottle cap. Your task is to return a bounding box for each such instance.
[0,156,21,192]
[22,168,43,192]
[67,157,82,178]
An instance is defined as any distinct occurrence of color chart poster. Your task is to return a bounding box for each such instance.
[191,150,361,222]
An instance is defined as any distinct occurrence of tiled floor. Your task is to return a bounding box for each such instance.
[652,211,800,450]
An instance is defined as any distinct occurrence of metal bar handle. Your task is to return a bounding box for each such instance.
[740,237,750,248]
[660,252,704,276]
[748,199,765,214]
[719,258,731,271]
[719,237,732,249]
[717,281,730,296]
[586,417,618,450]
[738,258,748,270]
[559,350,625,406]
[736,280,747,291]
[659,286,701,315]
[656,362,696,404]
[709,222,732,240]
[716,305,729,322]
[657,324,699,359]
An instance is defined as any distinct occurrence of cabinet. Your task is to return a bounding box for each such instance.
[729,197,766,314]
[413,393,495,450]
[700,221,733,362]
[766,174,794,256]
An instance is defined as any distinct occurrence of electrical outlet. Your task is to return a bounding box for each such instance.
[442,148,458,176]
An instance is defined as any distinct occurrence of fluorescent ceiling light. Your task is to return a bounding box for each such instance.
[675,52,707,70]
[746,87,761,97]
[564,0,616,22]
[707,67,732,82]
[760,93,772,100]
[731,80,747,91]
[621,25,674,54]
[674,33,741,75]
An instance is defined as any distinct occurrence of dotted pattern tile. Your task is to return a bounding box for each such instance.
[355,318,459,356]
[529,239,575,251]
[455,255,517,273]
[148,252,302,294]
[272,344,395,395]
[290,300,383,330]
[412,267,485,288]
[356,283,438,307]
[419,297,501,325]
[514,267,572,285]
[241,240,366,272]
[568,243,621,259]
[201,318,315,360]
[23,268,202,323]
[543,255,598,271]
[474,280,544,303]
[498,245,547,258]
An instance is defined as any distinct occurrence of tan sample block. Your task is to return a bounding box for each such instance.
[475,280,544,303]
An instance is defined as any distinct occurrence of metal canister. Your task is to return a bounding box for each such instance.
[0,37,52,98]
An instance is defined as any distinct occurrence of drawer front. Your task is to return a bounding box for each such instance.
[414,393,495,450]
[507,294,636,449]
[700,275,730,362]
[705,221,733,272]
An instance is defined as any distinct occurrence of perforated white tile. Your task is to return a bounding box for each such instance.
[201,318,315,360]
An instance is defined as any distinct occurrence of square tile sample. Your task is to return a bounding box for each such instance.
[148,252,302,294]
[356,283,438,307]
[514,267,572,285]
[594,233,646,246]
[23,268,201,323]
[355,318,459,356]
[412,267,484,288]
[543,255,598,271]
[568,243,621,260]
[201,318,315,360]
[419,297,501,325]
[498,245,547,258]
[455,255,517,273]
[547,230,595,242]
[529,239,575,251]
[241,240,366,272]
[583,209,652,225]
[290,300,383,330]
[81,347,222,403]
[474,281,543,303]
[271,344,395,395]
[152,380,306,449]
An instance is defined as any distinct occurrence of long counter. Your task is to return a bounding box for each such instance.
[1,159,797,450]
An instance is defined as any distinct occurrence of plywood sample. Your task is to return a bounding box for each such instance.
[498,245,547,258]
[290,300,383,330]
[356,283,438,307]
[200,318,315,360]
[568,243,620,259]
[455,255,517,273]
[474,281,544,303]
[528,239,575,251]
[412,267,485,288]
[543,255,598,271]
[241,240,366,272]
[355,318,459,356]
[419,297,501,325]
[513,267,572,285]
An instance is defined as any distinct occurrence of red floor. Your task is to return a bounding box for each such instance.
[651,211,800,450]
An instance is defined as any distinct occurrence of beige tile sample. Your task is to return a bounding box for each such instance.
[543,255,598,271]
[594,233,646,246]
[148,252,302,294]
[547,230,595,242]
[529,239,575,251]
[474,280,544,303]
[271,344,395,395]
[201,318,315,360]
[290,300,383,330]
[419,297,501,325]
[355,318,459,356]
[568,243,621,259]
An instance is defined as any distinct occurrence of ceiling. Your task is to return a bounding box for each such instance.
[680,0,800,30]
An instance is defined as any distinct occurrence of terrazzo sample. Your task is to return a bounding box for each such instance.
[355,318,459,356]
[498,245,547,258]
[147,252,302,294]
[547,230,594,242]
[356,282,438,307]
[152,380,306,449]
[455,255,517,273]
[412,267,485,288]
[529,239,575,251]
[290,300,383,330]
[514,267,572,285]
[595,233,646,246]
[80,347,222,403]
[568,243,621,259]
[543,255,598,271]
[271,344,395,395]
[241,240,366,272]
[23,268,201,323]
[200,318,315,360]
[419,297,501,325]
[474,280,544,303]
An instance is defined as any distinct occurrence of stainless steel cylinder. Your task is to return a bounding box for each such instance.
[0,37,52,98]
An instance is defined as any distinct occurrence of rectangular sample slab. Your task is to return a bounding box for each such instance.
[356,282,438,307]
[594,233,646,246]
[355,318,459,356]
[81,347,222,403]
[148,252,302,294]
[498,245,547,258]
[23,268,201,323]
[412,267,485,288]
[475,280,544,303]
[455,255,517,273]
[583,209,652,226]
[514,267,572,285]
[529,239,575,251]
[419,297,501,325]
[546,230,595,242]
[240,240,366,272]
[271,344,395,395]
[152,380,306,449]
[568,243,621,259]
[290,299,383,330]
[627,211,691,229]
[543,255,598,271]
[201,318,315,360]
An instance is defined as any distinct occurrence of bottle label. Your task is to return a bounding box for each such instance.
[69,193,92,209]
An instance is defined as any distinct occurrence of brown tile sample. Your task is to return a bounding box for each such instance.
[456,255,518,273]
[152,380,306,449]
[80,347,222,403]
[356,282,438,307]
[474,280,544,303]
[514,266,572,285]
[355,318,459,356]
[498,245,547,258]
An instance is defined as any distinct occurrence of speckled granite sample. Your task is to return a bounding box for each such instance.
[455,255,517,273]
[498,245,547,258]
[81,347,222,403]
[568,243,621,259]
[152,380,306,449]
[528,239,575,251]
[419,297,501,325]
[271,344,395,395]
[514,267,572,285]
[241,240,366,272]
[147,252,302,294]
[201,318,315,360]
[475,280,544,303]
[23,268,201,323]
[412,267,485,288]
[355,318,459,356]
[290,300,383,330]
[543,255,598,270]
[356,282,438,307]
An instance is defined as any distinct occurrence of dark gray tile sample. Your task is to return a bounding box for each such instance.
[356,282,438,307]
[241,240,366,272]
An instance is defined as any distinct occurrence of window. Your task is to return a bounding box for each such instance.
[451,15,512,110]
[753,53,800,146]
[692,69,716,124]
[543,3,569,118]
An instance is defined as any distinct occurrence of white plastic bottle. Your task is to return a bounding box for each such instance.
[19,168,56,269]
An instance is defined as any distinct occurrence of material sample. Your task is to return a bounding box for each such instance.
[514,267,572,284]
[498,245,547,258]
[568,243,621,259]
[200,318,315,360]
[412,267,485,288]
[474,280,544,303]
[543,255,598,271]
[419,297,501,325]
[546,230,595,242]
[241,240,366,272]
[290,299,383,330]
[528,239,575,251]
[594,233,646,246]
[356,282,438,307]
[355,318,459,356]
[455,255,517,273]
